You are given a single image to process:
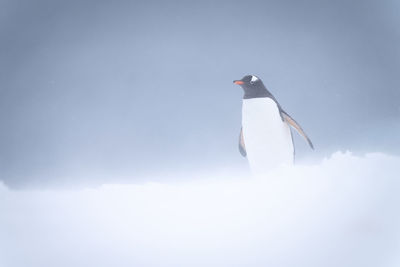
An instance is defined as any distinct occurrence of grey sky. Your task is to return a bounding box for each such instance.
[0,0,399,187]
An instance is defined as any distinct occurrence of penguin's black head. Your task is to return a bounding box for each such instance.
[233,75,271,99]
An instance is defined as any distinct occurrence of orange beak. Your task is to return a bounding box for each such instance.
[233,80,244,85]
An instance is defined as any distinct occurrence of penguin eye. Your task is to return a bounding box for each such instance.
[250,76,259,84]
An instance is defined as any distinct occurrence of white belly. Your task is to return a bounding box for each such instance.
[242,98,294,175]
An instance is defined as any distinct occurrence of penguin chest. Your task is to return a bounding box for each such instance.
[242,98,294,173]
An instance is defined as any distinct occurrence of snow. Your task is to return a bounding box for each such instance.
[0,151,399,267]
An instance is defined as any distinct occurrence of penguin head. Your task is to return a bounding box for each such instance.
[233,75,271,99]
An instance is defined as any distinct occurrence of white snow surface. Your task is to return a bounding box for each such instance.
[0,151,399,267]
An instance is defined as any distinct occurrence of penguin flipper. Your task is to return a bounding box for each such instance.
[239,127,247,157]
[281,111,314,150]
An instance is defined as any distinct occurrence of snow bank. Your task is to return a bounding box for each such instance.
[0,152,399,267]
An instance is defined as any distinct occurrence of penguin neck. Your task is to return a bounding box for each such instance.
[243,88,273,99]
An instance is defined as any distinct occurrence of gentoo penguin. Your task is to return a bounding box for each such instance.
[234,75,313,174]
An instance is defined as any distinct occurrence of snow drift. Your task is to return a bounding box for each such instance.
[0,151,399,267]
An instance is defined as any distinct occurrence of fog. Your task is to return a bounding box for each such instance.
[0,0,399,187]
[1,1,399,266]
[1,152,400,267]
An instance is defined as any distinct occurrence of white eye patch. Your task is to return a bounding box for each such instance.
[250,75,259,83]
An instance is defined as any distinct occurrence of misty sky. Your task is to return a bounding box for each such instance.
[1,0,399,187]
